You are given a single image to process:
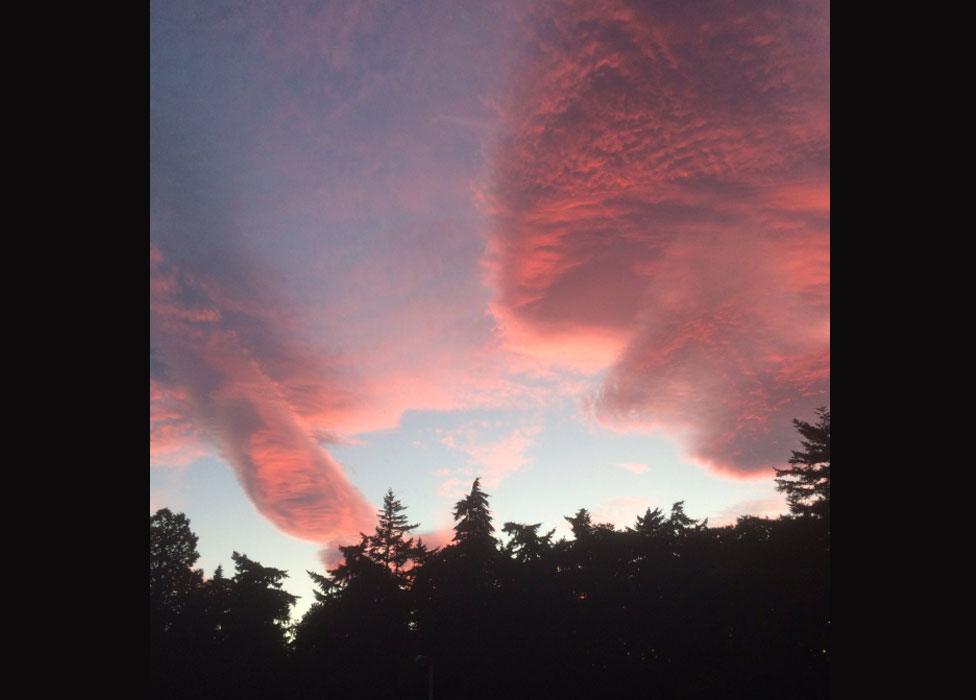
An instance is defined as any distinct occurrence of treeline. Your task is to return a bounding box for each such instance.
[151,409,829,699]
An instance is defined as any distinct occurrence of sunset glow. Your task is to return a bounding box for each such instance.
[151,0,828,617]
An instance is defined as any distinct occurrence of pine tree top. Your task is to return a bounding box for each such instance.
[452,478,496,547]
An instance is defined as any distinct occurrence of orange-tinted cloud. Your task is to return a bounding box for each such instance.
[150,248,375,547]
[486,0,829,475]
[150,379,208,467]
[150,0,577,565]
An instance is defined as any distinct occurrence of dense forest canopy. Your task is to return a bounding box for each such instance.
[151,409,830,699]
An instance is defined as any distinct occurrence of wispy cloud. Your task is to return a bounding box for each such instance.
[615,462,649,475]
[708,496,790,527]
[590,496,658,530]
[438,422,543,490]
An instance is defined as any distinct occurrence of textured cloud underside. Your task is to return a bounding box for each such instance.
[485,0,829,474]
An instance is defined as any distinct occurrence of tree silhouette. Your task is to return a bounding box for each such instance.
[564,507,593,539]
[149,508,203,630]
[667,500,706,537]
[774,407,830,519]
[214,552,298,699]
[151,408,830,700]
[451,477,497,555]
[502,521,555,562]
[150,509,206,699]
[628,506,666,536]
[320,542,394,599]
[408,536,435,575]
[200,563,233,642]
[365,488,421,580]
[227,551,297,633]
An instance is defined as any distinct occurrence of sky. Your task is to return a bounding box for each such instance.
[150,0,829,619]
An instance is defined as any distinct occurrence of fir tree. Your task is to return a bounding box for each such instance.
[502,522,555,562]
[628,507,666,536]
[452,478,497,553]
[228,552,297,631]
[565,508,593,540]
[365,488,421,578]
[774,407,830,519]
[667,501,704,537]
[565,508,615,540]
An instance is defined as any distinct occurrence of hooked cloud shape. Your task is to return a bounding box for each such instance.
[485,0,829,475]
[150,246,376,546]
[151,0,828,562]
[148,0,541,555]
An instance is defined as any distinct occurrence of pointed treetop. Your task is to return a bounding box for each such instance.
[452,478,496,550]
[564,508,614,540]
[628,506,666,536]
[565,508,593,540]
[667,501,704,535]
[366,488,420,575]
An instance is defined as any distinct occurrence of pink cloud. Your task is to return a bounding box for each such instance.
[708,496,790,527]
[438,423,543,489]
[485,0,829,476]
[590,496,658,530]
[615,462,648,475]
[149,1,553,565]
[415,527,456,552]
[436,477,470,500]
[151,0,827,571]
[150,249,375,547]
[150,379,209,467]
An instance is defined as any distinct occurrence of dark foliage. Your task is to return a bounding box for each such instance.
[775,407,830,520]
[151,412,830,698]
[150,513,298,700]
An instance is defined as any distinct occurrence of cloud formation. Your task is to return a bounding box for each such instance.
[590,496,658,530]
[150,247,375,547]
[438,422,543,491]
[485,0,829,475]
[151,0,828,564]
[149,0,523,551]
[150,378,209,467]
[708,496,790,527]
[615,462,648,475]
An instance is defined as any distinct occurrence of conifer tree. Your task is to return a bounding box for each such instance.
[774,407,830,519]
[565,508,615,540]
[502,522,555,562]
[204,564,232,626]
[565,508,593,540]
[314,544,364,598]
[452,478,497,553]
[365,488,420,578]
[216,553,297,697]
[667,501,704,537]
[628,507,666,536]
[150,508,204,630]
[228,552,297,633]
[406,536,435,581]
